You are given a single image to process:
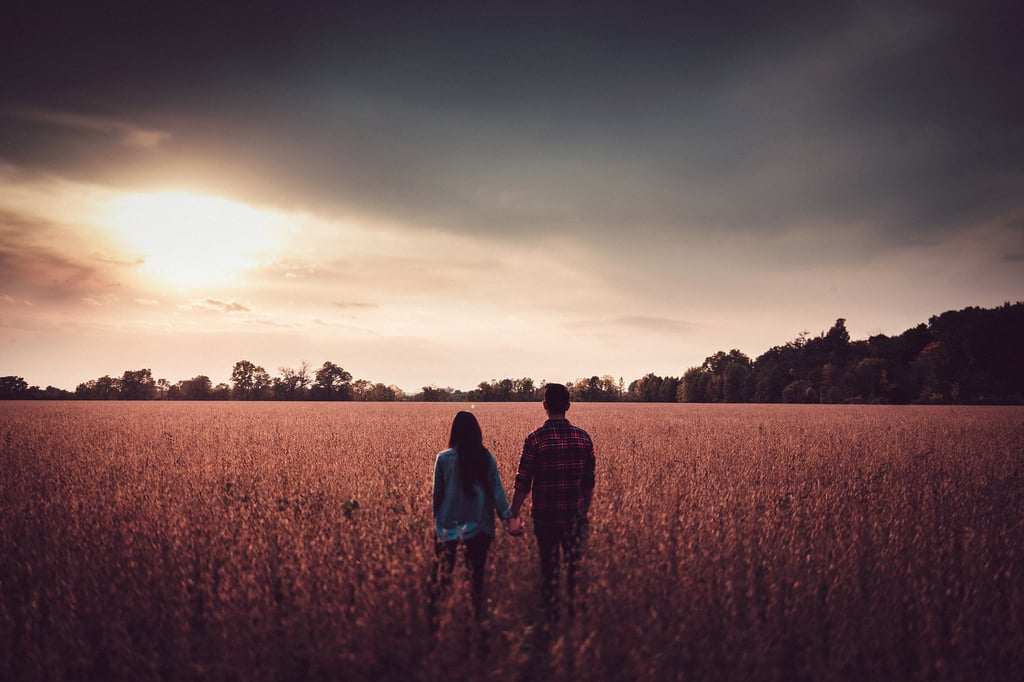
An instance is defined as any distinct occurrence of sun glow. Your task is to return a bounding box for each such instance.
[102,191,286,288]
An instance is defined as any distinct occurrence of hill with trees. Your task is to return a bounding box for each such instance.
[676,302,1023,405]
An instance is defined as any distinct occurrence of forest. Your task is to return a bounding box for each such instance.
[2,302,1022,405]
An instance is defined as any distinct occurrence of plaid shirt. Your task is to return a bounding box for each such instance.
[514,418,595,526]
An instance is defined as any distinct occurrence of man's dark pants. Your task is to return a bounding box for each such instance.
[533,519,587,621]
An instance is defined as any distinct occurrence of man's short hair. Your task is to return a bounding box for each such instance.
[544,383,570,412]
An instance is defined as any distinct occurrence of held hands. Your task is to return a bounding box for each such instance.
[504,516,525,537]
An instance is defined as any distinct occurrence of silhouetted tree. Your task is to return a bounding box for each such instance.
[513,377,536,401]
[169,375,213,400]
[231,361,272,400]
[680,366,710,402]
[915,303,1024,403]
[120,369,156,400]
[34,385,72,399]
[274,362,312,400]
[371,383,401,401]
[311,361,353,400]
[468,377,540,401]
[418,385,457,401]
[722,362,750,403]
[627,373,680,402]
[155,378,171,399]
[75,375,121,399]
[677,350,752,403]
[0,376,29,399]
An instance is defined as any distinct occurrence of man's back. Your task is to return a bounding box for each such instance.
[514,417,595,526]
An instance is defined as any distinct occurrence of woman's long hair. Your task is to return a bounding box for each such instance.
[448,411,490,497]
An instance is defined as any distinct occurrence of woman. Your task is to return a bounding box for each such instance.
[430,410,522,624]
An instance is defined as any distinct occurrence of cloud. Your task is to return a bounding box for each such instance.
[3,2,1021,261]
[13,109,171,149]
[81,294,119,307]
[246,318,296,328]
[0,215,116,303]
[574,315,697,336]
[204,299,250,313]
[333,301,377,309]
[178,299,251,313]
[614,316,698,335]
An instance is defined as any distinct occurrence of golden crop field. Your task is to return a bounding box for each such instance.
[1,401,1022,681]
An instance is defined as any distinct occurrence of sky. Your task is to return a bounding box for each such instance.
[1,1,1022,393]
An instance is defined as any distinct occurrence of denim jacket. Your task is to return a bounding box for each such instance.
[432,448,513,541]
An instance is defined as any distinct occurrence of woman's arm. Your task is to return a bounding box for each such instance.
[488,453,513,520]
[432,454,444,518]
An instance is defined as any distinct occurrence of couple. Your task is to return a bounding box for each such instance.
[430,383,595,627]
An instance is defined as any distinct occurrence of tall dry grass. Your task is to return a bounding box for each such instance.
[1,401,1022,680]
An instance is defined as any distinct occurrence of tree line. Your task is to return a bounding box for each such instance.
[675,302,1023,405]
[0,361,405,402]
[2,303,1021,404]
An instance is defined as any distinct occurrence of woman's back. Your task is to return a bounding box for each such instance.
[432,448,510,541]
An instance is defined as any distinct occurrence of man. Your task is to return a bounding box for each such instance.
[509,383,595,621]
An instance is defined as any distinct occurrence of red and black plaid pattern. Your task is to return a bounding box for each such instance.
[514,418,595,526]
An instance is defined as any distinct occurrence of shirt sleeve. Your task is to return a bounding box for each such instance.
[487,453,513,520]
[582,435,596,491]
[432,454,444,518]
[513,436,535,494]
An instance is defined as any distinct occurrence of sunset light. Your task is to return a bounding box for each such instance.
[1,1,1020,395]
[102,191,286,288]
[1,3,1021,679]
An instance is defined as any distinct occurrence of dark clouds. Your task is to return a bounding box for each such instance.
[2,1,1023,250]
[0,210,118,303]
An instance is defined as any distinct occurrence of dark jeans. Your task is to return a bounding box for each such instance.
[430,532,493,625]
[534,519,587,621]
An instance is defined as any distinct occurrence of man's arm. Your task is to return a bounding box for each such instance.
[510,487,529,518]
[505,486,527,536]
[510,437,535,518]
[580,437,595,518]
[580,487,593,518]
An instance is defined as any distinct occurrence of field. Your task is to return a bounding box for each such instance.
[2,401,1022,681]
